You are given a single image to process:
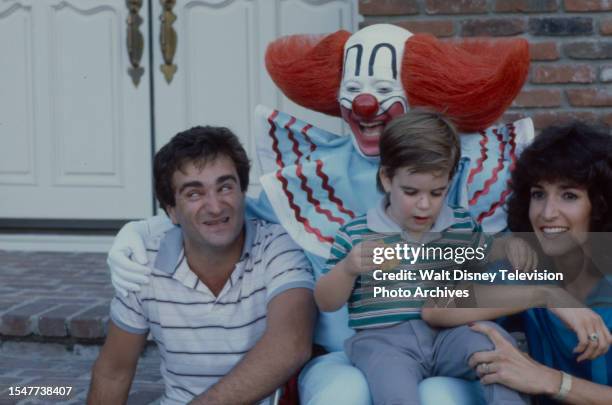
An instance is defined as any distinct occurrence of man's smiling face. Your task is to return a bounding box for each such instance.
[167,155,246,254]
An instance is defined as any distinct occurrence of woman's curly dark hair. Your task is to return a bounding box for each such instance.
[507,121,612,233]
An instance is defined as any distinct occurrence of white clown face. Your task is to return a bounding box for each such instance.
[339,24,412,157]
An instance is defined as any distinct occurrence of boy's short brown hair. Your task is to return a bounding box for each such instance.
[377,109,460,192]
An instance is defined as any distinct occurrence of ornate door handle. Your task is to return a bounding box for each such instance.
[126,0,144,86]
[159,0,177,83]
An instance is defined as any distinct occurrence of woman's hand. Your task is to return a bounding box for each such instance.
[468,322,561,396]
[549,307,612,362]
[504,236,538,272]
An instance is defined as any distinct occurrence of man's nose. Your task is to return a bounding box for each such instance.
[205,194,223,215]
[352,94,379,120]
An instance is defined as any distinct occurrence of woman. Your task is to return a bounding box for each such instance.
[492,121,612,403]
[422,121,612,404]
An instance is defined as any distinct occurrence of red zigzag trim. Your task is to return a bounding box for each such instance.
[477,123,517,222]
[283,119,346,225]
[469,128,506,207]
[467,131,488,186]
[300,124,316,156]
[285,117,303,165]
[289,120,355,220]
[315,160,356,219]
[268,111,333,244]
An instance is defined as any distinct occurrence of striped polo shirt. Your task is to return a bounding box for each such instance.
[110,218,314,405]
[323,196,491,330]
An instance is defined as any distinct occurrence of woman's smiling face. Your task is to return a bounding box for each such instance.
[528,181,592,257]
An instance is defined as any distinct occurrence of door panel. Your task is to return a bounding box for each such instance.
[0,2,36,186]
[0,0,153,220]
[0,0,357,221]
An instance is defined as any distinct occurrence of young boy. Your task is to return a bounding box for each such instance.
[314,110,528,405]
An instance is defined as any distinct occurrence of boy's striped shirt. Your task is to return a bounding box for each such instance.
[323,200,491,330]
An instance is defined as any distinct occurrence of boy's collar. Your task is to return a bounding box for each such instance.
[366,194,456,236]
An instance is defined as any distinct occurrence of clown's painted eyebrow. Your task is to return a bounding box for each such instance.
[369,43,397,79]
[344,44,363,77]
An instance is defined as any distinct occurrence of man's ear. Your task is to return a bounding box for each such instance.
[379,167,392,193]
[166,205,179,225]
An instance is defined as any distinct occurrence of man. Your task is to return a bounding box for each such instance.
[88,126,316,405]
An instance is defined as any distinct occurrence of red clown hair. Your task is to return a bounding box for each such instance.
[403,34,530,132]
[265,31,350,116]
[265,30,529,132]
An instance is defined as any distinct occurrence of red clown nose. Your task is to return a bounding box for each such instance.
[352,94,379,119]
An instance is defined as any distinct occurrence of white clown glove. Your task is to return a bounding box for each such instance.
[108,214,173,297]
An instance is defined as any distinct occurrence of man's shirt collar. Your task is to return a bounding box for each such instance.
[154,218,256,276]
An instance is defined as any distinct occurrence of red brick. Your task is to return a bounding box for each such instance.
[359,0,419,15]
[532,111,598,130]
[0,315,31,336]
[69,304,109,339]
[529,17,594,36]
[564,0,612,11]
[38,304,85,337]
[601,65,612,82]
[529,42,560,60]
[567,89,612,107]
[601,18,612,35]
[0,301,57,336]
[495,0,558,13]
[461,18,526,36]
[563,41,612,59]
[602,112,612,127]
[395,20,455,37]
[513,89,562,107]
[531,64,596,84]
[425,0,487,14]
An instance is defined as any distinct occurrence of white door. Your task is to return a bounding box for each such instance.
[151,0,358,195]
[0,0,153,220]
[0,0,357,221]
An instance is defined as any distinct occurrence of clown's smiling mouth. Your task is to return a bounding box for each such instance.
[340,101,406,156]
[359,121,385,136]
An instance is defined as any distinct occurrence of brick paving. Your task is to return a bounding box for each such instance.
[0,251,163,404]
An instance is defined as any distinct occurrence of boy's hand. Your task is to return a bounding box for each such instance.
[505,237,538,272]
[343,241,385,277]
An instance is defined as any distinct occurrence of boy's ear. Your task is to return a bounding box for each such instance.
[379,167,392,193]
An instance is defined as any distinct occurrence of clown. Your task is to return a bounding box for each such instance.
[108,24,533,404]
[252,24,532,257]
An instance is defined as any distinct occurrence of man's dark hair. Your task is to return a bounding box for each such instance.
[377,109,460,192]
[154,126,250,213]
[507,121,612,232]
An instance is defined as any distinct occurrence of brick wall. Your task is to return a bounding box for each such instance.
[359,0,612,130]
